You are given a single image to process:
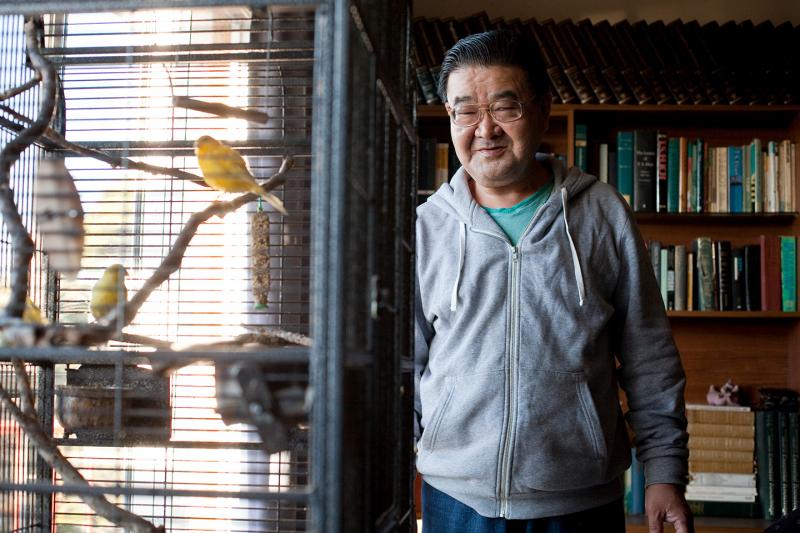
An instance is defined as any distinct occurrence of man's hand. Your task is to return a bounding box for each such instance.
[645,483,694,533]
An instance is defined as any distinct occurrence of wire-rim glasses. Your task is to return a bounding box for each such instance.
[447,97,534,127]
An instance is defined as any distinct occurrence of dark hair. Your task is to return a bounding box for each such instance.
[437,30,550,103]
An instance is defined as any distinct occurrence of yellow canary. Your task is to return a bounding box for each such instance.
[0,288,46,324]
[91,264,128,321]
[193,135,288,215]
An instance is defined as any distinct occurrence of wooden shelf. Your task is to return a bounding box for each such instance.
[634,213,797,225]
[626,514,770,533]
[667,311,800,319]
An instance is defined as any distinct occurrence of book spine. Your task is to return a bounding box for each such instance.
[633,130,657,212]
[728,146,744,213]
[686,500,760,518]
[679,137,688,212]
[688,460,754,474]
[689,422,755,438]
[750,139,763,212]
[732,247,745,311]
[650,20,707,104]
[694,237,715,311]
[780,236,797,312]
[669,20,725,104]
[756,411,776,520]
[615,20,673,104]
[526,20,578,104]
[631,20,691,104]
[667,137,680,213]
[543,20,596,104]
[656,132,668,212]
[744,244,762,311]
[434,143,450,187]
[778,411,791,516]
[574,124,588,172]
[577,19,633,104]
[761,234,782,312]
[659,248,669,307]
[689,449,753,462]
[691,472,756,487]
[790,413,800,513]
[630,450,645,514]
[687,251,695,311]
[599,143,608,183]
[560,20,615,103]
[674,245,687,311]
[695,138,705,213]
[691,435,755,452]
[595,20,652,104]
[715,240,733,311]
[617,131,634,205]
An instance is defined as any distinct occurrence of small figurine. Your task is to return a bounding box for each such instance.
[706,379,740,406]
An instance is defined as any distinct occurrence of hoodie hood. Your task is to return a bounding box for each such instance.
[424,153,595,310]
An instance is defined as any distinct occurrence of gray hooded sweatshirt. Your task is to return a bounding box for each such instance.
[414,154,688,519]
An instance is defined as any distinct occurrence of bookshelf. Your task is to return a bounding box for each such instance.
[416,101,800,529]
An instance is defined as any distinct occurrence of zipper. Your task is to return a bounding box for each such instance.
[499,246,521,517]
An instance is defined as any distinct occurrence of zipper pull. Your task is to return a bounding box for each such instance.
[512,249,519,263]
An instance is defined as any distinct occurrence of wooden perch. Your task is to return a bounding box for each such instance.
[0,384,164,532]
[0,19,55,319]
[0,104,210,189]
[173,96,270,124]
[108,155,293,329]
[0,74,40,102]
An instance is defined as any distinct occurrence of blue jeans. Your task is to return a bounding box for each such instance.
[421,481,625,533]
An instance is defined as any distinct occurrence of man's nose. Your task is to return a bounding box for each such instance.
[474,109,500,138]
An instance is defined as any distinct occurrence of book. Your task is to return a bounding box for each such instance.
[527,19,579,104]
[632,20,692,105]
[715,240,733,311]
[614,20,673,104]
[678,137,688,213]
[732,246,745,311]
[674,245,687,311]
[633,130,657,212]
[659,247,668,308]
[649,20,706,104]
[687,20,742,104]
[689,449,754,462]
[650,240,662,282]
[693,237,715,311]
[559,20,615,104]
[630,449,645,514]
[667,137,680,212]
[687,499,760,518]
[542,19,595,104]
[685,490,756,503]
[595,20,652,104]
[666,245,675,310]
[755,409,780,520]
[761,235,782,311]
[744,244,762,311]
[418,137,437,190]
[688,460,754,474]
[728,146,744,213]
[608,150,617,189]
[689,422,755,438]
[778,411,791,516]
[668,19,725,104]
[690,472,756,487]
[780,236,797,312]
[574,124,588,172]
[576,19,632,104]
[687,251,694,311]
[686,404,753,424]
[750,139,763,212]
[691,435,755,452]
[790,413,800,512]
[656,132,668,212]
[616,131,634,205]
[598,143,608,183]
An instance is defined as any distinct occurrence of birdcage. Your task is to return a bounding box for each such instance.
[0,1,416,531]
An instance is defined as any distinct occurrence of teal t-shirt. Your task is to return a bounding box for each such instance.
[483,180,554,246]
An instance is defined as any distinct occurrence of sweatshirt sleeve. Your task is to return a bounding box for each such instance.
[611,214,689,487]
[414,272,434,442]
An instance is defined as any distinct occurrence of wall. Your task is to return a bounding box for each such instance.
[413,0,800,25]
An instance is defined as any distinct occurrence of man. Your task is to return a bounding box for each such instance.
[414,30,693,533]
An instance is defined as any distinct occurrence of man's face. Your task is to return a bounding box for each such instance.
[445,65,550,189]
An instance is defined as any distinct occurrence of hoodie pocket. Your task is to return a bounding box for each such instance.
[510,369,608,493]
[416,370,505,483]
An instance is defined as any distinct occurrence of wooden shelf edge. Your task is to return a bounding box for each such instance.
[634,213,798,224]
[667,311,800,319]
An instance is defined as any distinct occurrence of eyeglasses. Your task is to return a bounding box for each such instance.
[447,98,534,127]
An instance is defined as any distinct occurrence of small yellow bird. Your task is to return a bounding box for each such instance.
[91,264,128,321]
[193,135,288,215]
[0,288,46,324]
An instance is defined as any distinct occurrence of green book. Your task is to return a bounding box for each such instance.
[780,236,797,312]
[694,138,704,212]
[686,500,761,518]
[575,124,588,172]
[693,237,715,311]
[667,137,680,212]
[616,131,634,205]
[750,139,762,213]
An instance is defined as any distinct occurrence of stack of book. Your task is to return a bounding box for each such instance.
[411,16,800,107]
[686,404,759,518]
[582,130,797,215]
[755,392,800,520]
[647,235,797,313]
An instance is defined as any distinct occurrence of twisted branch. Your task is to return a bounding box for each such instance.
[0,74,40,102]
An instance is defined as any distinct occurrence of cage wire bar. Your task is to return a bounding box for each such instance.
[0,1,415,532]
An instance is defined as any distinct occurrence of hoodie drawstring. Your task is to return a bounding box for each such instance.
[561,188,586,306]
[450,222,466,312]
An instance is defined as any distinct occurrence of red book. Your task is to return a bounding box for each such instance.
[760,235,782,311]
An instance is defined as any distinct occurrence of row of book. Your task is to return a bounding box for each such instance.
[685,404,760,518]
[577,130,797,214]
[647,236,797,312]
[757,407,800,520]
[412,14,800,106]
